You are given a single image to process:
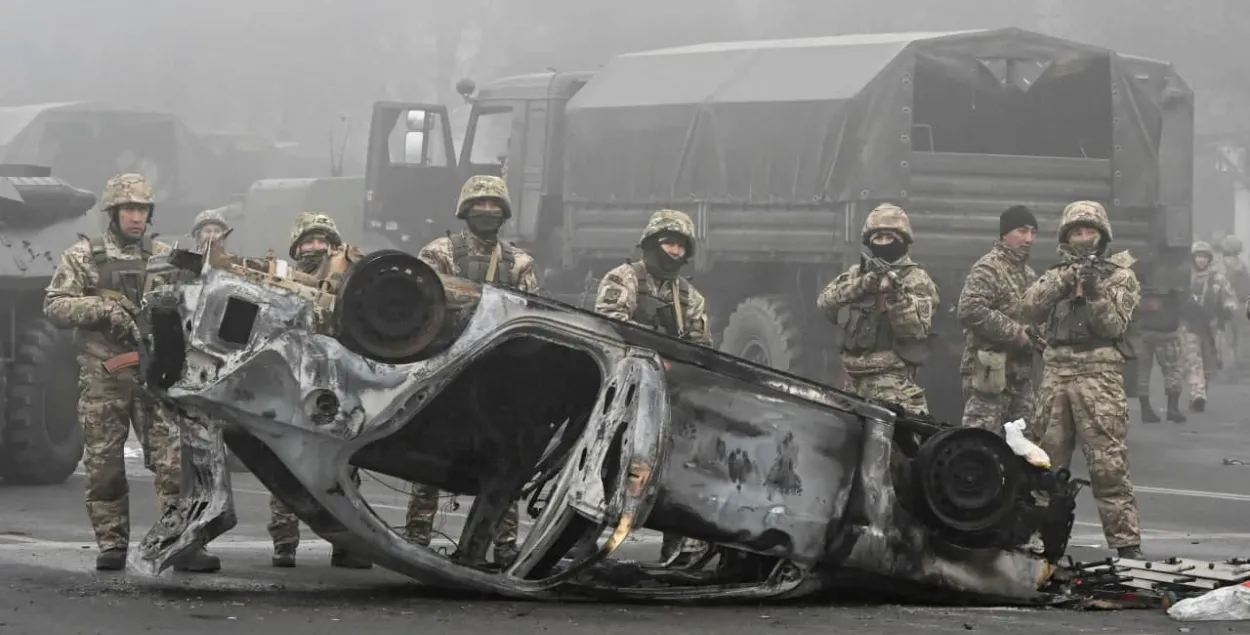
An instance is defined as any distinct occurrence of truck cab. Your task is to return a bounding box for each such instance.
[363,72,592,249]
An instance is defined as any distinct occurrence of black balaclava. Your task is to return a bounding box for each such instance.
[295,233,330,273]
[642,233,689,279]
[1058,223,1106,261]
[867,231,908,263]
[465,199,506,241]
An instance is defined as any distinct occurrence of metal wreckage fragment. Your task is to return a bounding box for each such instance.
[131,241,1094,603]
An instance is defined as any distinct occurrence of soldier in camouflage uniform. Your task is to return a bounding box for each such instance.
[43,174,221,573]
[1020,200,1143,559]
[191,208,229,247]
[817,203,940,417]
[1134,275,1188,424]
[404,175,538,566]
[1180,241,1238,411]
[956,205,1040,434]
[1218,235,1250,372]
[269,212,373,570]
[595,209,712,566]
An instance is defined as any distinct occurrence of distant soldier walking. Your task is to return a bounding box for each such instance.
[1021,200,1143,559]
[956,205,1040,433]
[1180,241,1237,412]
[43,173,221,573]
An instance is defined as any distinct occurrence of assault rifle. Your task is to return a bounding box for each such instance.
[860,252,902,289]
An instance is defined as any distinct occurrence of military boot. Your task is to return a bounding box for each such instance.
[1139,396,1161,423]
[173,547,221,573]
[1190,396,1206,412]
[330,546,373,569]
[96,547,127,571]
[493,542,520,568]
[271,543,296,568]
[1117,545,1145,560]
[1166,391,1187,423]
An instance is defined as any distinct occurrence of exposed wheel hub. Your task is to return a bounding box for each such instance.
[914,427,1020,535]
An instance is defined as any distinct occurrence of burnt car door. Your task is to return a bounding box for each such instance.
[364,102,462,247]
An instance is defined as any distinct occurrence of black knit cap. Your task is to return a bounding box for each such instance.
[1000,205,1038,237]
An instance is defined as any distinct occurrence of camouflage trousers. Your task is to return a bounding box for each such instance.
[1179,324,1217,400]
[960,375,1034,434]
[405,484,519,547]
[844,370,929,417]
[269,468,362,547]
[78,354,181,552]
[1136,329,1185,396]
[1032,367,1141,548]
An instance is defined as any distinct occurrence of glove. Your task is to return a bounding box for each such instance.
[1080,268,1101,298]
[858,270,881,294]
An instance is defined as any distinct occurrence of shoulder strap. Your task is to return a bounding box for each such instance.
[88,235,108,266]
[140,235,153,258]
[629,260,648,283]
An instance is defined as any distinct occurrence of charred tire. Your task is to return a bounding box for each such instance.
[1,318,83,485]
[719,296,805,374]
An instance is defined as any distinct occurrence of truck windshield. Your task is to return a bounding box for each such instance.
[468,107,513,167]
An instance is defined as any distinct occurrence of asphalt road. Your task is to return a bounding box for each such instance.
[2,382,1249,634]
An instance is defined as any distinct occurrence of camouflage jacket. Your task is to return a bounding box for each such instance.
[1221,255,1250,296]
[1021,250,1139,375]
[816,255,939,375]
[594,262,712,344]
[1187,265,1239,329]
[44,230,170,359]
[956,243,1038,380]
[418,230,539,293]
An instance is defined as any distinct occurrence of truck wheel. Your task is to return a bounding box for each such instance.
[1,318,83,485]
[719,296,805,373]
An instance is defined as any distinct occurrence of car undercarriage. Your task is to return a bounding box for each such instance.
[131,244,1082,604]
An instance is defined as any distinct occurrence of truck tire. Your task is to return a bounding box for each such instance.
[719,295,805,373]
[1,318,83,485]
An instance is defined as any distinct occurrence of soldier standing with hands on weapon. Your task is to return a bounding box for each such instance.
[43,174,221,573]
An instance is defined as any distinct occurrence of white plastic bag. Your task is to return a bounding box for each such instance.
[1003,419,1051,469]
[1167,582,1250,621]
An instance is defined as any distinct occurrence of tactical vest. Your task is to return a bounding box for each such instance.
[629,261,684,337]
[451,232,517,287]
[1043,262,1137,359]
[1183,274,1217,324]
[833,267,934,364]
[1136,289,1181,332]
[88,234,154,307]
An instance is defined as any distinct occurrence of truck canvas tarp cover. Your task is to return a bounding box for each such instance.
[562,27,1183,208]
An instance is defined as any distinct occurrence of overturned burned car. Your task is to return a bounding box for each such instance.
[132,243,1082,603]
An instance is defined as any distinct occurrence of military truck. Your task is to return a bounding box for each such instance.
[0,165,96,484]
[364,28,1195,423]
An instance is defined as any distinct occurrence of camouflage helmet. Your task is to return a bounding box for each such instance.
[288,211,343,258]
[455,175,512,220]
[639,209,696,258]
[1221,234,1243,256]
[1058,200,1112,244]
[192,208,229,235]
[861,203,913,244]
[1211,229,1229,246]
[1191,240,1214,257]
[100,173,155,211]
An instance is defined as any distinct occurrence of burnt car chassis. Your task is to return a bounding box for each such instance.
[131,246,1081,603]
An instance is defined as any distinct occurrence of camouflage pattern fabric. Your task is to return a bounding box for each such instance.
[404,485,520,548]
[1179,325,1217,401]
[1021,201,1141,549]
[1136,329,1185,396]
[846,372,930,417]
[44,227,178,552]
[288,212,343,258]
[455,175,512,220]
[956,241,1039,432]
[637,209,698,256]
[860,203,913,243]
[1032,368,1141,548]
[418,231,540,293]
[595,262,712,343]
[192,208,228,235]
[816,253,939,376]
[595,209,710,560]
[1184,241,1238,396]
[101,173,155,210]
[269,469,363,547]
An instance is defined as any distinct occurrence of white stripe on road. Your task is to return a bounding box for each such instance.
[1134,485,1250,503]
